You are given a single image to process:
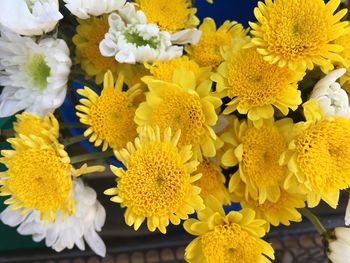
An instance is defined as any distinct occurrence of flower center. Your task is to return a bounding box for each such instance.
[6,148,72,213]
[195,160,224,198]
[26,52,51,89]
[201,224,264,263]
[296,118,350,193]
[117,142,192,216]
[124,28,160,49]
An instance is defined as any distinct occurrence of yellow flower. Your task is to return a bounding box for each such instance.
[221,118,293,204]
[185,18,245,68]
[76,71,141,151]
[334,26,350,92]
[135,68,222,159]
[249,0,348,71]
[212,35,303,128]
[194,158,231,205]
[184,196,275,263]
[145,56,211,83]
[73,15,121,84]
[281,116,350,209]
[135,0,199,32]
[104,126,204,234]
[0,133,105,222]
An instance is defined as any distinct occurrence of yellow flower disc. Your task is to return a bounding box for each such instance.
[185,18,245,68]
[184,196,275,263]
[73,15,121,84]
[212,35,303,127]
[76,71,141,151]
[249,0,348,71]
[136,0,199,32]
[105,126,204,234]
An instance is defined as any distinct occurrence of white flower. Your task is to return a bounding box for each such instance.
[0,179,106,257]
[327,227,350,263]
[310,68,350,118]
[0,0,62,36]
[63,0,127,19]
[99,3,183,64]
[0,29,72,117]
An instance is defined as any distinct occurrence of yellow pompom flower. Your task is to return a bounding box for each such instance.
[249,0,348,71]
[73,15,121,84]
[76,71,141,151]
[104,126,204,234]
[185,18,245,68]
[135,0,199,32]
[145,56,211,83]
[281,115,350,209]
[334,27,350,92]
[184,196,275,263]
[135,68,222,159]
[221,118,293,204]
[212,35,303,128]
[194,158,231,205]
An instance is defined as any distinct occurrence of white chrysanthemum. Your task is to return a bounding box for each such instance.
[99,3,183,64]
[327,227,350,263]
[311,68,350,118]
[63,0,126,19]
[0,29,72,117]
[0,0,62,36]
[0,179,106,257]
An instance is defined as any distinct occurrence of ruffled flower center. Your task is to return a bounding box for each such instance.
[26,52,51,89]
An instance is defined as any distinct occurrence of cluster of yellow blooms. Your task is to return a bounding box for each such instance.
[2,0,350,261]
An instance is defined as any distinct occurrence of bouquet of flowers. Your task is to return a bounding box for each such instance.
[1,0,350,262]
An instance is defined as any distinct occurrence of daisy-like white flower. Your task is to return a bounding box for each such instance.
[99,3,183,64]
[0,29,71,117]
[311,68,350,118]
[327,227,350,263]
[63,0,126,19]
[1,179,107,257]
[0,0,62,36]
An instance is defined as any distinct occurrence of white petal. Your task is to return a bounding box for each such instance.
[171,29,202,45]
[84,229,106,257]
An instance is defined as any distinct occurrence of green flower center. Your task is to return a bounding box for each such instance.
[124,28,160,49]
[26,53,51,90]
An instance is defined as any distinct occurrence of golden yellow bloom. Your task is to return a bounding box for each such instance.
[281,116,350,209]
[184,196,275,262]
[0,134,105,222]
[194,158,231,205]
[145,56,211,83]
[73,15,121,84]
[104,126,204,234]
[249,0,348,71]
[76,71,141,151]
[135,68,222,159]
[222,118,293,204]
[185,18,245,68]
[334,27,350,92]
[135,0,199,32]
[212,35,303,128]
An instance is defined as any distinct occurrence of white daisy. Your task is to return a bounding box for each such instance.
[0,0,62,36]
[0,179,107,257]
[310,68,350,118]
[63,0,127,19]
[99,3,183,64]
[327,227,350,263]
[0,28,72,117]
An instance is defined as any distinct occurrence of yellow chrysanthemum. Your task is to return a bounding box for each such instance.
[249,0,348,71]
[76,71,141,151]
[104,126,204,234]
[185,18,245,68]
[135,68,222,159]
[334,27,350,92]
[73,15,121,84]
[135,0,199,32]
[0,134,105,222]
[13,112,59,143]
[145,56,211,84]
[194,158,231,205]
[184,196,275,263]
[281,116,350,209]
[221,118,293,204]
[212,35,303,128]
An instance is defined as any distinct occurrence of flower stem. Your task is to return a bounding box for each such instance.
[0,129,14,138]
[299,208,327,235]
[63,135,86,147]
[60,122,86,129]
[70,150,115,164]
